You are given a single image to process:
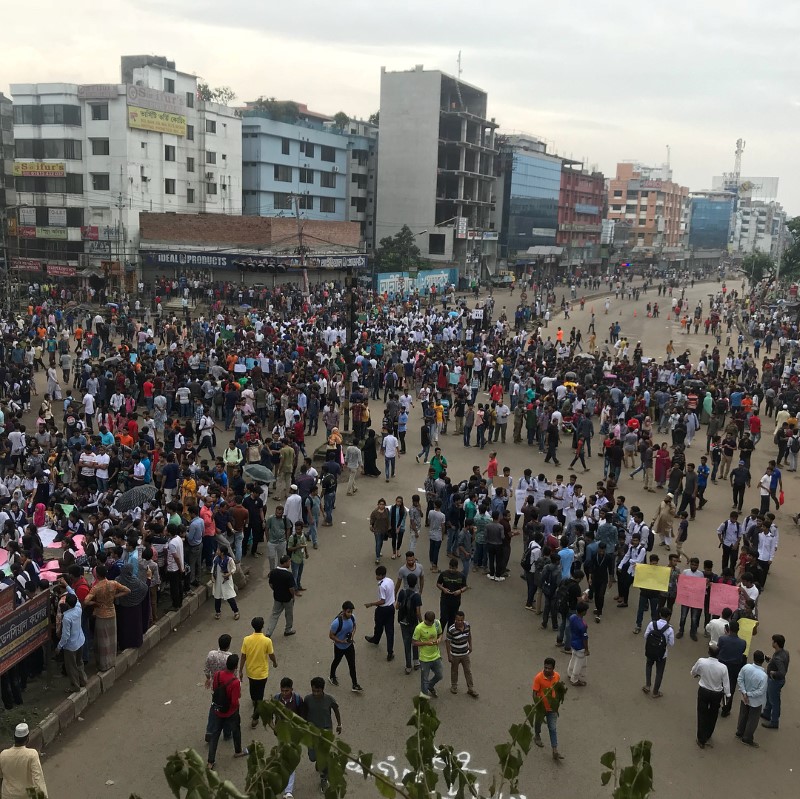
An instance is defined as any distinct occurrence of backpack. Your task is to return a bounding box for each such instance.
[211,671,233,713]
[397,590,417,626]
[791,436,800,454]
[520,541,540,572]
[541,565,560,597]
[644,620,670,661]
[641,524,655,552]
[556,577,573,611]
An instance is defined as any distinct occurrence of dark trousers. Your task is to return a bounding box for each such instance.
[645,657,666,693]
[167,569,183,609]
[330,643,358,687]
[759,494,770,515]
[541,594,558,629]
[736,701,761,743]
[439,600,461,632]
[721,662,742,714]
[721,544,739,573]
[593,579,608,615]
[372,605,395,655]
[732,484,746,511]
[207,710,243,764]
[248,676,268,721]
[617,570,634,603]
[486,543,502,578]
[679,605,701,635]
[696,686,724,744]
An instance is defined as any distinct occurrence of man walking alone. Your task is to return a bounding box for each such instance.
[691,643,731,748]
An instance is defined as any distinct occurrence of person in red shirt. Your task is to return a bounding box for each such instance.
[207,653,248,768]
[489,382,504,403]
[142,377,155,410]
[748,411,761,446]
[292,416,306,457]
[66,565,92,664]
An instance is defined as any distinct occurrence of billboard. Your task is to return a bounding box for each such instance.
[48,208,67,227]
[376,268,459,296]
[711,176,779,199]
[36,227,68,240]
[78,84,119,100]
[128,106,186,137]
[47,264,77,277]
[141,249,368,271]
[126,84,185,114]
[13,161,66,178]
[10,257,43,271]
[0,591,51,677]
[86,240,112,256]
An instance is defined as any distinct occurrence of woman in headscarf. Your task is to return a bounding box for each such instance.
[211,544,239,620]
[654,442,671,489]
[362,429,382,477]
[84,564,131,670]
[32,503,47,529]
[115,563,151,650]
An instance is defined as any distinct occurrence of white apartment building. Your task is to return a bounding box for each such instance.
[9,55,241,286]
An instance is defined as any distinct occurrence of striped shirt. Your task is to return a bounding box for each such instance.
[446,621,472,657]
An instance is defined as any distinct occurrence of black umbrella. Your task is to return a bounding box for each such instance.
[113,484,158,513]
[243,464,275,483]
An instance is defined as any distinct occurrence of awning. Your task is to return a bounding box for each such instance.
[525,246,564,256]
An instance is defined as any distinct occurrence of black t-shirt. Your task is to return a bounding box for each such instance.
[268,567,296,603]
[437,570,466,606]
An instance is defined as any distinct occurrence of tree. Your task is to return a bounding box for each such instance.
[197,82,237,105]
[250,97,300,123]
[375,225,424,272]
[780,216,800,279]
[333,111,350,131]
[742,252,775,284]
[368,110,379,127]
[117,692,655,799]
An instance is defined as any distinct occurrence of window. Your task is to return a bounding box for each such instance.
[164,78,175,93]
[299,168,314,184]
[90,103,109,121]
[164,145,176,162]
[206,151,216,164]
[187,188,195,204]
[22,104,82,125]
[165,178,176,194]
[274,164,292,182]
[206,119,216,134]
[206,182,217,195]
[186,92,195,108]
[320,171,336,189]
[281,138,290,155]
[300,141,315,158]
[66,173,83,194]
[91,173,110,191]
[429,233,446,255]
[298,195,313,210]
[16,139,82,159]
[273,192,293,210]
[320,197,335,214]
[320,145,335,162]
[613,190,623,198]
[187,124,194,141]
[66,207,84,227]
[187,157,195,173]
[90,138,110,156]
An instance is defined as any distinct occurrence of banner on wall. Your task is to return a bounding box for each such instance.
[375,268,459,297]
[141,249,368,271]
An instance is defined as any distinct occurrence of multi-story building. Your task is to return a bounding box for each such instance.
[8,55,241,288]
[0,93,15,216]
[730,199,788,261]
[241,103,376,247]
[606,162,689,266]
[687,191,735,250]
[558,161,605,271]
[495,134,561,260]
[376,65,498,277]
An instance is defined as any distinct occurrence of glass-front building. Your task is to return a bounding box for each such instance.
[499,150,561,257]
[688,195,734,249]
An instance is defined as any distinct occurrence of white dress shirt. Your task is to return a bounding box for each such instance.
[691,657,731,697]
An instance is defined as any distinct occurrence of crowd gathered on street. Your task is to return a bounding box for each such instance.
[0,268,794,797]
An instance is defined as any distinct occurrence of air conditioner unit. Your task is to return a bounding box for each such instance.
[205,172,214,180]
[332,166,340,173]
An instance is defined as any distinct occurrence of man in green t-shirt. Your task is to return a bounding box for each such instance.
[412,611,443,698]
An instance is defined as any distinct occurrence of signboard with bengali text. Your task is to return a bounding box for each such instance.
[47,264,77,277]
[10,257,43,271]
[128,106,186,137]
[0,591,50,676]
[36,227,68,240]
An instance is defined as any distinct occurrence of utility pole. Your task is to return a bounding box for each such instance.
[0,208,11,315]
[292,194,309,295]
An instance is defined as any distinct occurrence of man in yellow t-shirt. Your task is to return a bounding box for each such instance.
[239,616,278,728]
[412,611,443,698]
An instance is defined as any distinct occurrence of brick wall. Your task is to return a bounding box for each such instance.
[139,213,361,249]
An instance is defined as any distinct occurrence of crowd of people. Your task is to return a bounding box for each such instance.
[0,269,793,796]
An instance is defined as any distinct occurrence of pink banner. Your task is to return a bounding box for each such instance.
[709,582,740,617]
[676,574,706,609]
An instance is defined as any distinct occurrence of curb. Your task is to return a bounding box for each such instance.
[28,579,219,753]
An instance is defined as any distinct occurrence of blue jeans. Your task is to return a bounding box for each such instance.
[460,557,471,581]
[636,594,659,628]
[417,444,430,462]
[324,492,335,524]
[291,559,304,589]
[446,526,459,555]
[384,456,396,479]
[307,519,318,547]
[374,532,385,560]
[463,425,472,446]
[763,677,785,724]
[420,658,443,695]
[473,542,486,570]
[535,711,558,748]
[233,531,244,562]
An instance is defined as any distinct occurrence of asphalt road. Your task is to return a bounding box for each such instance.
[39,281,797,799]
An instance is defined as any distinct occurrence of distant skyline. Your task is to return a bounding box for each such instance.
[2,0,798,213]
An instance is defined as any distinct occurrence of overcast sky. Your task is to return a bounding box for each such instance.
[3,0,798,213]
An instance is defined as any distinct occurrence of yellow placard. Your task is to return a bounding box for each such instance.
[35,227,68,240]
[127,106,186,137]
[632,564,671,592]
[738,617,759,656]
